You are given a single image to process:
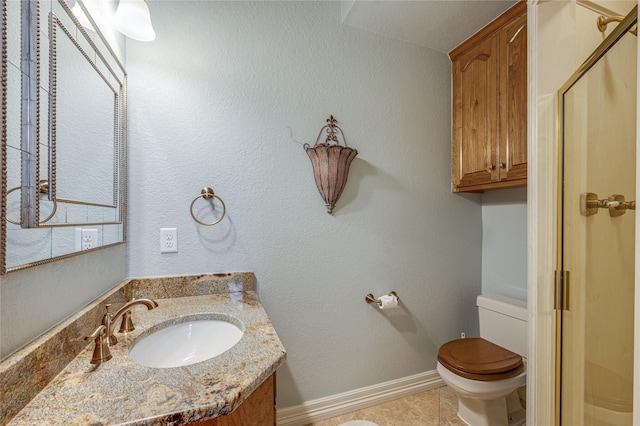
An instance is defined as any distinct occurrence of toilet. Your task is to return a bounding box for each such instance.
[437,294,527,426]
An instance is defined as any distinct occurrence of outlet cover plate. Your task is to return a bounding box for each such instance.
[76,228,98,251]
[160,228,178,253]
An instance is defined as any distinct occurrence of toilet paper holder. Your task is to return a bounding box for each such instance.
[365,291,399,307]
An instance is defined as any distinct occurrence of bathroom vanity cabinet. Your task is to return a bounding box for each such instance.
[190,374,276,426]
[450,1,527,193]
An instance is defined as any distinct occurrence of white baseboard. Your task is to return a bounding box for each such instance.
[276,370,444,426]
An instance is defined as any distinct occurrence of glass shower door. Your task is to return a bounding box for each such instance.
[558,7,637,426]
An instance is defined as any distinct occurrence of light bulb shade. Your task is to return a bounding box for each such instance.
[71,1,95,31]
[111,0,155,41]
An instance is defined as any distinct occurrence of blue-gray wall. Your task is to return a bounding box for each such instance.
[125,1,483,408]
[481,187,528,301]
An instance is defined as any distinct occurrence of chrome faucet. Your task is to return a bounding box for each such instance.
[85,298,159,364]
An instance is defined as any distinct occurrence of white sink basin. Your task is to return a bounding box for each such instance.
[129,317,243,368]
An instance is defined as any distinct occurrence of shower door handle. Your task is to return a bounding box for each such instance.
[580,193,636,217]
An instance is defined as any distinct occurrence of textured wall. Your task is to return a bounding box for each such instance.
[0,245,126,358]
[126,1,483,407]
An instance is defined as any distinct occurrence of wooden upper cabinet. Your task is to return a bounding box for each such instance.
[452,31,500,189]
[450,2,527,192]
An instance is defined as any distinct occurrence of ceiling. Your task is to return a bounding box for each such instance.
[342,0,519,54]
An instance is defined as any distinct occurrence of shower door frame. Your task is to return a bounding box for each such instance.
[527,1,640,425]
[555,6,638,425]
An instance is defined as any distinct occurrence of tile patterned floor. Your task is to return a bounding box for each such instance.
[305,385,467,426]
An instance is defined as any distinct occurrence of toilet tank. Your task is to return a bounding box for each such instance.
[477,294,528,358]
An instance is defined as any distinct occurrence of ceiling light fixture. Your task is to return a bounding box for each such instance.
[71,0,95,31]
[111,0,156,42]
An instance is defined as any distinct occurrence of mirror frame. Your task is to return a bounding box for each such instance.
[1,0,128,274]
[48,11,121,211]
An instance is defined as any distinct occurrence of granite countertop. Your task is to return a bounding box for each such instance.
[6,288,286,425]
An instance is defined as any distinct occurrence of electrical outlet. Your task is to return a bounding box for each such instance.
[75,228,98,251]
[461,332,466,339]
[160,228,178,253]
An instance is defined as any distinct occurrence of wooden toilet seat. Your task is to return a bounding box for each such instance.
[438,337,524,381]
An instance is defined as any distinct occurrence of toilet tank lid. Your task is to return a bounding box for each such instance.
[477,294,527,321]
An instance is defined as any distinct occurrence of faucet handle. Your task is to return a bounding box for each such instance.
[118,310,135,333]
[102,304,118,346]
[85,325,106,341]
[102,304,113,325]
[102,303,118,346]
[85,325,112,365]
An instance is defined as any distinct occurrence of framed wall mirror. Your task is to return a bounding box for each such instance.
[1,0,127,274]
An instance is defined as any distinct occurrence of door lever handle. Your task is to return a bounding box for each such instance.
[580,193,636,217]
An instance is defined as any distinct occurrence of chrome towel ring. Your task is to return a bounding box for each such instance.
[189,187,226,226]
[5,180,57,225]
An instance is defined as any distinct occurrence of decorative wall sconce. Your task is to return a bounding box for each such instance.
[302,116,358,214]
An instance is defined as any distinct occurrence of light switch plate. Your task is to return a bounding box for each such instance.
[160,228,178,253]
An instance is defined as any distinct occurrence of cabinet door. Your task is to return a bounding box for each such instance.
[452,33,500,191]
[189,374,275,426]
[499,11,527,184]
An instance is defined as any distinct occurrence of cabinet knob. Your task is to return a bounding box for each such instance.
[487,164,496,171]
[499,162,505,168]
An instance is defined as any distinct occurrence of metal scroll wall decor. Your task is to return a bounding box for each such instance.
[303,116,358,214]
